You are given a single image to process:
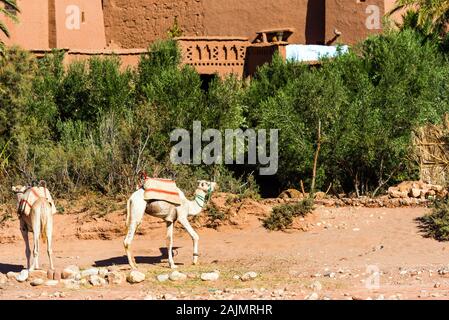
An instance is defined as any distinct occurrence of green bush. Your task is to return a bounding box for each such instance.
[263,198,314,231]
[417,199,449,241]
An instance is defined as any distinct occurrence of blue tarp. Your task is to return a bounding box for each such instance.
[286,44,349,62]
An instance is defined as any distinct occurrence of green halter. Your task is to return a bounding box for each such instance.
[194,185,213,208]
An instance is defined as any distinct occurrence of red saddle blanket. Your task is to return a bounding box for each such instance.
[143,178,181,205]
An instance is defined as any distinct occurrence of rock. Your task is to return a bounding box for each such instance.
[310,280,322,291]
[410,188,421,198]
[278,189,303,199]
[6,272,17,280]
[62,265,80,280]
[30,278,44,287]
[44,280,59,286]
[0,273,6,285]
[434,282,441,288]
[61,279,80,290]
[232,275,240,280]
[241,271,258,281]
[81,268,99,278]
[16,270,29,282]
[200,272,220,282]
[106,271,124,285]
[156,274,169,282]
[305,292,319,300]
[89,275,106,287]
[169,271,187,281]
[28,270,47,281]
[127,270,145,284]
[98,268,108,278]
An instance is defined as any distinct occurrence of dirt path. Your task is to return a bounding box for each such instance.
[1,205,449,300]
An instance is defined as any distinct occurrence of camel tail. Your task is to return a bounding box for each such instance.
[38,199,51,241]
[126,198,131,228]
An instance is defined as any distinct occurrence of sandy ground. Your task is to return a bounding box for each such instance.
[1,204,449,300]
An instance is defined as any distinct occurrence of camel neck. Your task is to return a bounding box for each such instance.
[194,190,207,208]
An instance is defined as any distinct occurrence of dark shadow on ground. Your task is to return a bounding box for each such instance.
[0,263,24,273]
[93,247,182,267]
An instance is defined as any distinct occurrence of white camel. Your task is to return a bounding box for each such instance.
[12,185,55,271]
[124,180,217,269]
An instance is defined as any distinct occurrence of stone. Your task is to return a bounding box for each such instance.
[16,269,29,282]
[6,272,17,280]
[61,279,80,290]
[30,278,44,287]
[127,270,145,284]
[106,271,124,285]
[44,280,59,286]
[29,270,47,281]
[169,271,187,281]
[156,274,169,282]
[81,268,99,278]
[241,271,258,281]
[200,272,220,282]
[62,265,80,279]
[310,280,322,291]
[99,268,108,277]
[232,275,240,280]
[410,188,421,198]
[89,275,106,287]
[0,273,7,285]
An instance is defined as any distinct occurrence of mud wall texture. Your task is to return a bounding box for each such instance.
[325,0,386,45]
[102,0,206,48]
[103,0,393,48]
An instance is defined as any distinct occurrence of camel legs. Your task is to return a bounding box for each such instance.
[30,220,41,271]
[45,218,54,270]
[179,217,200,265]
[20,219,31,269]
[166,221,177,269]
[124,221,139,270]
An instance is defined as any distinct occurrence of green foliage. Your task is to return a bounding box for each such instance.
[247,30,449,195]
[417,199,449,241]
[263,198,314,231]
[1,31,449,199]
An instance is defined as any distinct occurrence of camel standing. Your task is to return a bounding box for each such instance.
[12,185,55,271]
[124,180,217,269]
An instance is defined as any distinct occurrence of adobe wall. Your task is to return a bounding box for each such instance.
[102,0,326,47]
[102,0,206,48]
[0,0,49,49]
[325,0,386,45]
[54,0,106,49]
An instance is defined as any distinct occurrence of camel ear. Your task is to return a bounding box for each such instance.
[11,186,16,192]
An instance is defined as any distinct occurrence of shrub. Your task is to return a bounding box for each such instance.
[263,198,314,231]
[417,199,449,241]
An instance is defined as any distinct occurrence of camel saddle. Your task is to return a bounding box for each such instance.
[143,178,181,205]
[19,186,57,216]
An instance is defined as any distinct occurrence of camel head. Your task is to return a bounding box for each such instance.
[11,185,27,195]
[197,180,218,194]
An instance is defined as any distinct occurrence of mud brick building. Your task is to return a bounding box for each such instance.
[1,0,398,76]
